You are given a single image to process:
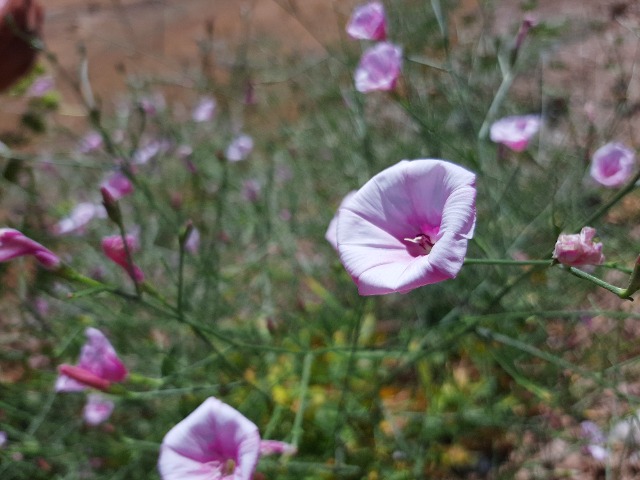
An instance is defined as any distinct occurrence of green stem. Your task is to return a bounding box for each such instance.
[291,352,313,449]
[563,265,627,298]
[464,258,552,266]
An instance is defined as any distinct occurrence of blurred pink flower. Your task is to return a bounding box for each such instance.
[242,179,262,203]
[192,97,217,122]
[55,327,128,392]
[27,75,54,97]
[354,42,402,93]
[83,394,115,426]
[226,134,254,162]
[157,396,295,480]
[553,227,604,266]
[101,171,134,200]
[133,139,171,165]
[590,142,636,188]
[78,131,103,154]
[489,115,541,152]
[325,191,357,250]
[139,93,165,116]
[102,233,144,282]
[0,228,60,269]
[185,227,200,254]
[0,431,6,448]
[346,2,386,41]
[336,159,476,295]
[53,202,106,236]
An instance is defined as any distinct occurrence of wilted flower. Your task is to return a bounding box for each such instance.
[354,42,402,93]
[552,227,604,267]
[102,233,144,282]
[0,228,60,269]
[158,396,295,480]
[83,394,115,426]
[192,97,217,122]
[590,142,636,188]
[346,2,386,41]
[101,171,134,200]
[489,114,541,152]
[325,191,357,251]
[55,327,128,392]
[226,134,254,162]
[53,202,106,236]
[336,159,476,295]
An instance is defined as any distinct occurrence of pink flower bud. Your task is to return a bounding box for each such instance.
[354,42,403,93]
[0,228,60,269]
[553,227,605,266]
[590,142,636,188]
[102,233,144,282]
[346,2,387,41]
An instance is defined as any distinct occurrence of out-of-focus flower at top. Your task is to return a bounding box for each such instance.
[101,171,134,200]
[590,142,636,188]
[27,75,54,97]
[0,228,60,269]
[226,134,254,162]
[53,202,106,236]
[102,233,144,282]
[83,394,115,426]
[157,396,295,480]
[0,0,43,92]
[336,159,477,295]
[489,114,541,152]
[552,227,604,267]
[354,42,403,93]
[192,96,217,122]
[78,131,103,154]
[325,191,357,251]
[55,327,128,392]
[346,1,386,41]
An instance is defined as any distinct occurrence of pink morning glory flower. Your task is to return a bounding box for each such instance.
[158,396,295,480]
[53,202,106,236]
[354,42,403,93]
[0,228,60,269]
[325,191,357,251]
[78,131,103,154]
[336,159,477,295]
[489,114,541,152]
[346,2,386,41]
[102,233,144,282]
[590,142,636,188]
[552,227,604,267]
[55,327,128,392]
[101,171,134,200]
[226,134,254,162]
[192,97,217,123]
[83,394,115,426]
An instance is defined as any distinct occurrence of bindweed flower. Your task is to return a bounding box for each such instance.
[184,227,200,255]
[552,227,604,267]
[325,191,357,251]
[242,179,262,203]
[55,327,128,392]
[354,42,403,93]
[0,228,60,269]
[53,202,106,236]
[133,138,171,165]
[336,159,476,295]
[489,114,541,152]
[590,142,636,188]
[226,134,254,162]
[0,431,6,448]
[83,394,115,426]
[78,131,103,154]
[138,93,166,116]
[158,396,295,480]
[192,96,217,122]
[102,233,144,282]
[346,2,386,41]
[27,75,54,98]
[101,171,134,200]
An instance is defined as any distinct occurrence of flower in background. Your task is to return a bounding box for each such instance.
[0,431,6,448]
[354,42,402,93]
[138,93,166,116]
[346,2,386,41]
[133,138,172,165]
[53,202,107,236]
[242,179,262,203]
[580,421,609,462]
[325,191,357,251]
[78,131,103,154]
[226,134,254,162]
[101,171,134,200]
[102,233,144,282]
[184,227,200,255]
[590,142,636,188]
[0,228,60,269]
[157,396,295,480]
[27,75,54,98]
[56,327,128,392]
[552,227,604,267]
[489,114,541,152]
[192,96,217,122]
[336,159,476,295]
[83,394,115,426]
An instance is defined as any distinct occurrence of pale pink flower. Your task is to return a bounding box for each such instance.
[27,75,54,98]
[102,233,144,282]
[336,159,476,295]
[184,227,200,255]
[55,327,128,392]
[139,93,166,116]
[192,97,217,122]
[346,2,386,41]
[0,228,60,269]
[489,115,541,152]
[552,227,604,267]
[78,131,103,154]
[53,202,106,236]
[83,394,115,426]
[157,396,295,480]
[325,191,357,250]
[101,171,134,200]
[0,431,6,448]
[226,134,254,162]
[354,42,403,93]
[133,139,171,165]
[590,142,636,188]
[242,179,261,203]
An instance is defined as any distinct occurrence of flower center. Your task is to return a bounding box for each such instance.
[403,233,434,257]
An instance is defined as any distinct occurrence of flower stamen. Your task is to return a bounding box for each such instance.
[404,234,434,256]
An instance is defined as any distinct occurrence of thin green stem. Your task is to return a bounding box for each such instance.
[563,265,627,299]
[291,352,313,449]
